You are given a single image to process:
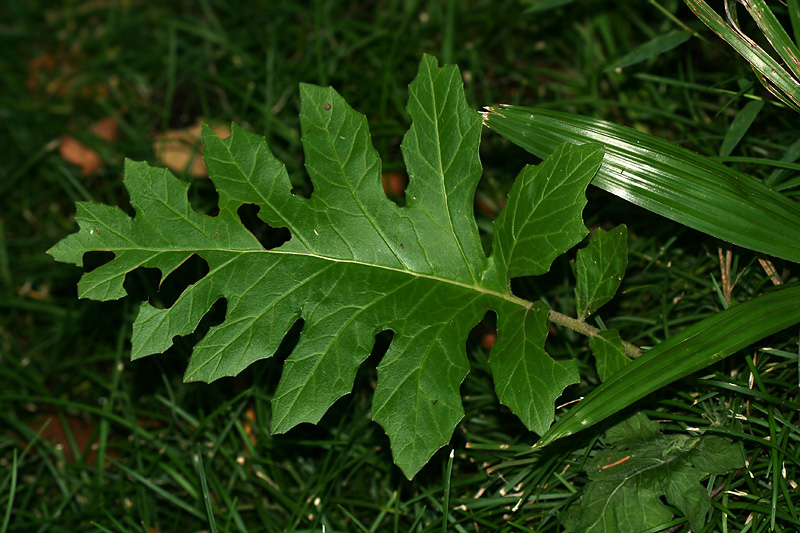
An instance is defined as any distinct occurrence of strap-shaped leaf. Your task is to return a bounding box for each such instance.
[49,55,604,478]
[483,105,800,263]
[605,30,692,72]
[685,0,800,112]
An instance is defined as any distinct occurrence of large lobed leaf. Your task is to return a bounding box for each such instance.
[48,55,604,478]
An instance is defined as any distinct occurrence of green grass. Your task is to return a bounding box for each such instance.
[1,0,799,531]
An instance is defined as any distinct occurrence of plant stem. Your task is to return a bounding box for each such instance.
[547,309,642,359]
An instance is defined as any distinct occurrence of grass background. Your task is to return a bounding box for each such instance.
[1,0,799,531]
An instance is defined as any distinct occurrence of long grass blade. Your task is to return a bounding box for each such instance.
[605,30,692,72]
[720,99,764,157]
[685,0,800,112]
[482,105,800,263]
[0,449,17,533]
[789,0,800,49]
[536,284,800,446]
[738,0,800,81]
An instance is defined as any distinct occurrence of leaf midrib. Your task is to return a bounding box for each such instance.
[88,243,530,309]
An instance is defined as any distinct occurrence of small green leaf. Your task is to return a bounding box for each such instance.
[720,99,764,157]
[575,225,627,320]
[589,329,629,383]
[564,413,745,533]
[490,304,579,435]
[605,30,692,72]
[492,143,606,280]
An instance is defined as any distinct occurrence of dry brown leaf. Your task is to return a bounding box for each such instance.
[58,116,119,176]
[91,116,119,141]
[25,53,58,92]
[154,121,231,177]
[59,134,102,176]
[28,414,118,466]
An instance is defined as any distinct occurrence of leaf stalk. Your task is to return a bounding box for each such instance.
[547,309,642,359]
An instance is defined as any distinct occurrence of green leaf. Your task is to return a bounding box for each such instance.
[590,329,629,383]
[538,283,800,447]
[492,142,606,280]
[564,413,745,533]
[489,304,580,435]
[605,30,692,72]
[574,225,627,320]
[720,99,764,157]
[48,55,604,478]
[482,105,800,263]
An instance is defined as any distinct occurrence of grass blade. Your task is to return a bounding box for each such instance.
[441,449,454,533]
[111,459,205,520]
[536,284,800,446]
[684,0,800,112]
[0,449,17,533]
[482,105,800,263]
[720,99,764,156]
[738,0,800,81]
[605,29,692,72]
[194,448,218,533]
[522,0,575,14]
[790,0,800,49]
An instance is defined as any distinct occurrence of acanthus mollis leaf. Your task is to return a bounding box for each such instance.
[48,54,604,478]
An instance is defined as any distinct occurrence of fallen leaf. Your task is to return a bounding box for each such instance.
[243,406,258,446]
[153,121,231,177]
[59,116,119,176]
[28,414,118,466]
[480,331,497,350]
[91,116,119,141]
[26,53,58,92]
[59,135,102,176]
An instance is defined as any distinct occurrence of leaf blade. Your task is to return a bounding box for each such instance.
[684,0,800,112]
[590,329,629,383]
[49,55,594,479]
[720,99,764,157]
[575,225,627,320]
[489,303,579,435]
[605,29,692,72]
[492,143,604,280]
